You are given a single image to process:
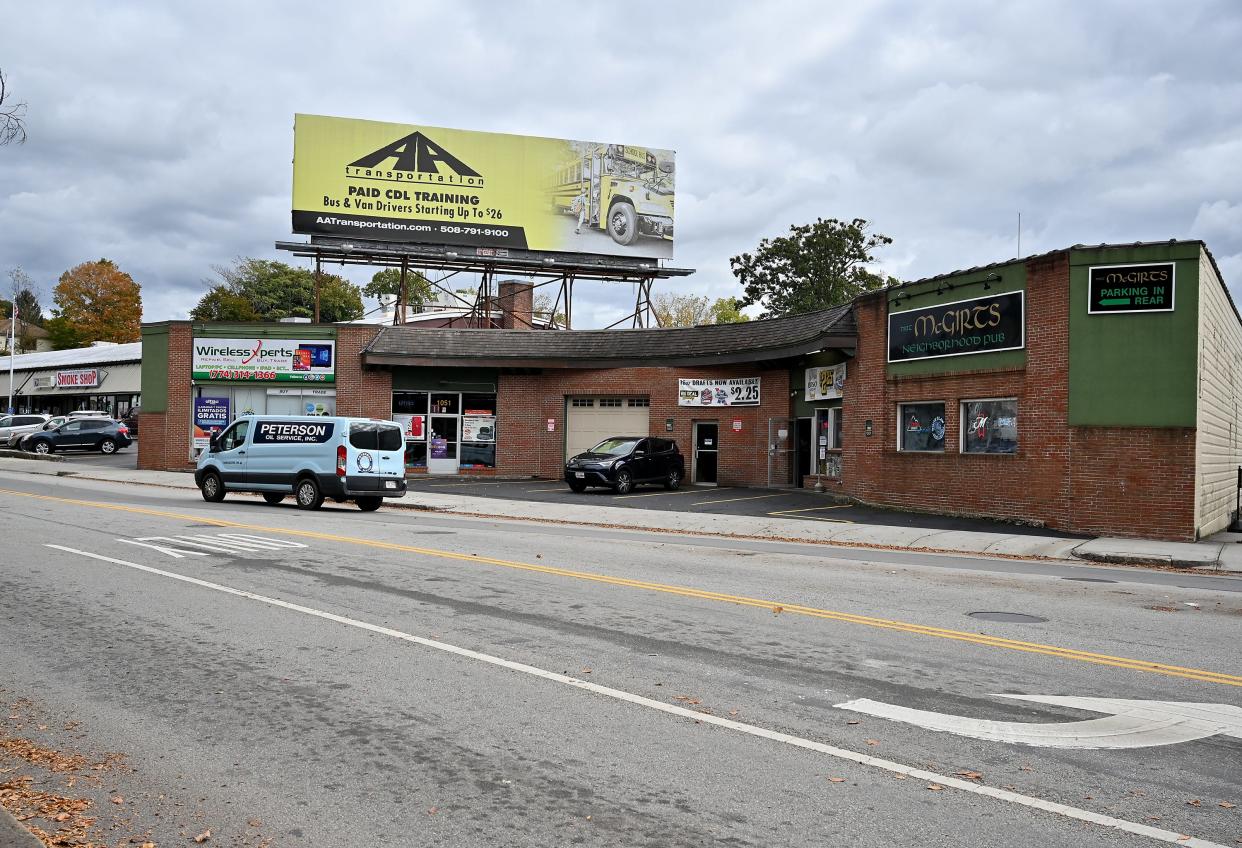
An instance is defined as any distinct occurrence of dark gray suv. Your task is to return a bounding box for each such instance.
[565,436,684,494]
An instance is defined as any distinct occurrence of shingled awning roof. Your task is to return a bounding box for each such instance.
[363,304,855,369]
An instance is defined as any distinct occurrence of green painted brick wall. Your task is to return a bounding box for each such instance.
[1067,244,1200,427]
[140,325,170,413]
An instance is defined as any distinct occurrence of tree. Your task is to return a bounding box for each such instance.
[533,293,566,329]
[189,258,364,323]
[652,293,751,328]
[363,268,432,320]
[43,316,85,350]
[731,217,895,318]
[0,69,26,146]
[9,268,43,326]
[50,259,142,348]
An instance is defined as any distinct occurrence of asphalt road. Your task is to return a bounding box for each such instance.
[0,470,1238,847]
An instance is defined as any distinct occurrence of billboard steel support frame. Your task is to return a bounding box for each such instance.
[276,237,692,332]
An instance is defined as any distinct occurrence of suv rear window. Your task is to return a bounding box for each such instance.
[81,420,109,430]
[350,423,403,451]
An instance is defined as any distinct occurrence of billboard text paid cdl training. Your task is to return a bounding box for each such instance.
[291,114,675,259]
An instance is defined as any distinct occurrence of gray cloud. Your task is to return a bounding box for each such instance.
[1,0,1239,329]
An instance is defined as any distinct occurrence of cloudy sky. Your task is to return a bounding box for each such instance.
[2,1,1240,327]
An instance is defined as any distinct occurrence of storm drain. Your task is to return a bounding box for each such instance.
[1062,577,1117,583]
[967,611,1048,623]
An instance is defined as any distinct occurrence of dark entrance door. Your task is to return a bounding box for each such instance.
[693,422,718,485]
[796,418,812,487]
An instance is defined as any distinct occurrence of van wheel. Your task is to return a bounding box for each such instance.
[356,497,382,512]
[200,472,226,503]
[262,493,285,505]
[295,477,324,510]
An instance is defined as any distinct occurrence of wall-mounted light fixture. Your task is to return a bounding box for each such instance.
[982,272,1001,291]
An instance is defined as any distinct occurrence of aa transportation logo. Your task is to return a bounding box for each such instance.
[356,451,374,473]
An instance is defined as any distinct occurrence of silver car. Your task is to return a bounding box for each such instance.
[0,414,52,447]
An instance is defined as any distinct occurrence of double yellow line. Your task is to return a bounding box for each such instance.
[5,487,1240,688]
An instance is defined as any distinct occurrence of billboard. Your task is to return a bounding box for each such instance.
[192,337,336,383]
[292,114,675,259]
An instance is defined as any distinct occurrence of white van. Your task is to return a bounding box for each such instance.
[195,415,407,511]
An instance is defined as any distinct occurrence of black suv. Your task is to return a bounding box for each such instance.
[20,417,133,455]
[565,436,684,494]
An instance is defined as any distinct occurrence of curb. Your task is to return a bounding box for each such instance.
[0,807,44,848]
[0,449,63,462]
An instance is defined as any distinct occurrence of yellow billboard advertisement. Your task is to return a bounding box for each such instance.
[292,114,675,259]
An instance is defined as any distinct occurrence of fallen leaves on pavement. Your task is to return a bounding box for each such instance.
[193,828,212,843]
[926,783,945,791]
[954,770,984,781]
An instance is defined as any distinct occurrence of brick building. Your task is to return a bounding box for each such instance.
[830,239,1237,541]
[139,239,1238,540]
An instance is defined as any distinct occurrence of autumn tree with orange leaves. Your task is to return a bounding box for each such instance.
[46,259,142,349]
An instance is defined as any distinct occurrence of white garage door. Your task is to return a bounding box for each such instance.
[565,397,650,459]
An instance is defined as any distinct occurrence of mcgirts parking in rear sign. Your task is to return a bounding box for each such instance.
[1088,263,1175,314]
[887,291,1025,363]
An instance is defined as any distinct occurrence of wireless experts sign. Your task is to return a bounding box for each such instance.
[191,338,336,383]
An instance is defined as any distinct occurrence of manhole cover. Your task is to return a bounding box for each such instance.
[1062,577,1117,583]
[967,611,1048,623]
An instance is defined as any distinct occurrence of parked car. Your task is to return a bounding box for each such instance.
[565,436,684,494]
[0,414,51,447]
[20,418,133,455]
[7,416,68,448]
[121,407,140,438]
[195,415,408,511]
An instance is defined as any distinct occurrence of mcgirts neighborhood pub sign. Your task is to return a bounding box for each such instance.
[887,291,1025,362]
[1088,263,1175,314]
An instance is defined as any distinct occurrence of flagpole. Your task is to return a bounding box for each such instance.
[6,303,16,414]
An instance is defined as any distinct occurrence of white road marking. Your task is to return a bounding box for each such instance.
[835,695,1242,750]
[117,534,307,557]
[116,538,208,558]
[43,543,1229,848]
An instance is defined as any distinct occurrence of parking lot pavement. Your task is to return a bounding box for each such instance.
[41,445,139,470]
[403,476,1078,538]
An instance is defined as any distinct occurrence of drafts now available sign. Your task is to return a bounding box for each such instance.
[291,114,675,259]
[192,338,335,383]
[678,377,760,407]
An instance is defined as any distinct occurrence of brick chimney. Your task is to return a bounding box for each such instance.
[497,280,534,329]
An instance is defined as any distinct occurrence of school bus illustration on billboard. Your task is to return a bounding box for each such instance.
[549,143,675,248]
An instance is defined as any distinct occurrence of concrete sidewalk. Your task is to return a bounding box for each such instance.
[1,456,1239,573]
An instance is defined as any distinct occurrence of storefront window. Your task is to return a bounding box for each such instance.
[898,402,946,452]
[961,399,1018,454]
[394,391,497,470]
[430,393,460,415]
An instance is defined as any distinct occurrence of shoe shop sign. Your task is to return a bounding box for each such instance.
[888,291,1025,362]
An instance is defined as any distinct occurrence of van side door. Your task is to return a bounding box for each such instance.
[215,420,250,485]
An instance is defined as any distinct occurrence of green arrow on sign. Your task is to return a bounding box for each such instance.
[1099,298,1131,306]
